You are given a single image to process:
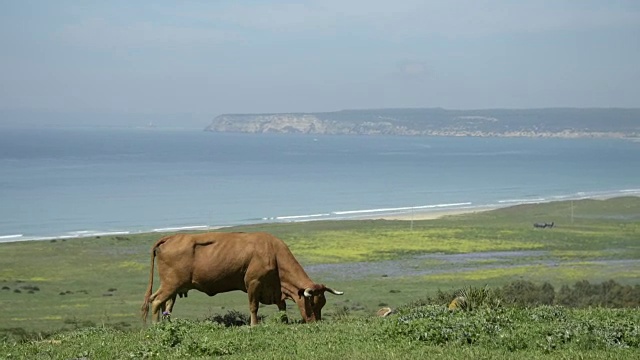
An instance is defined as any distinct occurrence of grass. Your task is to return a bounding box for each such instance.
[1,196,639,358]
[2,307,639,359]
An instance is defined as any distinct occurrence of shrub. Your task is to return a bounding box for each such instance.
[556,280,640,308]
[501,280,555,307]
[20,285,40,291]
[380,304,640,352]
[205,310,257,327]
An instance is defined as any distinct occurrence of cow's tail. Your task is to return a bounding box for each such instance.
[141,235,172,323]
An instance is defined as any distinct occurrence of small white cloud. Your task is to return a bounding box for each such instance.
[398,61,427,76]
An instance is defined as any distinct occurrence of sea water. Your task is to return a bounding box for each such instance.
[0,127,638,241]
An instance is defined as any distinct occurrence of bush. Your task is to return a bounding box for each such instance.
[205,310,258,327]
[556,280,640,308]
[501,280,555,307]
[380,304,640,352]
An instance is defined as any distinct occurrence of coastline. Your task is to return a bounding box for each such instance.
[372,191,640,221]
[2,192,639,244]
[0,206,498,244]
[369,204,504,221]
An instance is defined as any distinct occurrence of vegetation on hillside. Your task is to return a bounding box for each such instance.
[1,196,639,358]
[2,299,639,359]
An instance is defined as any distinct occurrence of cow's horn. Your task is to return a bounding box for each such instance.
[325,287,344,295]
[304,286,344,297]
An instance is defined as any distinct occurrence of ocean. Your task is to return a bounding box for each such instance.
[1,127,639,242]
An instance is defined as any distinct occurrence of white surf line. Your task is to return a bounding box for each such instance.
[89,231,131,237]
[332,202,473,215]
[0,234,23,240]
[275,213,331,220]
[152,225,209,232]
[498,198,546,204]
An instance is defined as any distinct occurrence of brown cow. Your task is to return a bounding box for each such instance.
[141,231,343,325]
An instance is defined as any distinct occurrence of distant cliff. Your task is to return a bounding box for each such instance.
[204,108,640,138]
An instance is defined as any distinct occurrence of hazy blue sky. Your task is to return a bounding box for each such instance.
[1,0,639,121]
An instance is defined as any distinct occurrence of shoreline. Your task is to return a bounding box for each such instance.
[367,204,505,221]
[0,206,494,244]
[374,191,640,221]
[2,192,639,244]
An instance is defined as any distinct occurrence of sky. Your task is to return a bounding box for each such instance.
[1,0,639,126]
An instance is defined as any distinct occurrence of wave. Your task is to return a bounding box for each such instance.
[65,230,131,237]
[569,189,640,199]
[332,202,472,216]
[1,226,214,243]
[271,213,331,221]
[266,202,475,222]
[1,231,131,243]
[0,234,23,242]
[267,190,640,223]
[84,231,131,237]
[498,198,546,204]
[618,189,640,193]
[152,225,209,232]
[496,189,640,206]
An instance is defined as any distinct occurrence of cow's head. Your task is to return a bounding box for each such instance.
[297,284,343,322]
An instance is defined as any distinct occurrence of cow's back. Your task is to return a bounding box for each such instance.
[156,232,282,296]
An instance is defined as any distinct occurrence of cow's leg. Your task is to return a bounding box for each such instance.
[163,289,188,317]
[246,281,261,326]
[163,294,178,320]
[150,288,176,322]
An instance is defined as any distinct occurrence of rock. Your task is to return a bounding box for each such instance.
[376,307,394,317]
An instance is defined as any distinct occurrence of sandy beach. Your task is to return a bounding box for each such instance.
[367,204,505,221]
[373,193,640,221]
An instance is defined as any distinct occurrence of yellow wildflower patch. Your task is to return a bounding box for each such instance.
[289,229,544,263]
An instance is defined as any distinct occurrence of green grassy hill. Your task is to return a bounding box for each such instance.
[1,197,639,358]
[2,305,639,359]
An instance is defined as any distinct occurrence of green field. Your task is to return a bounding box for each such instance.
[1,196,639,358]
